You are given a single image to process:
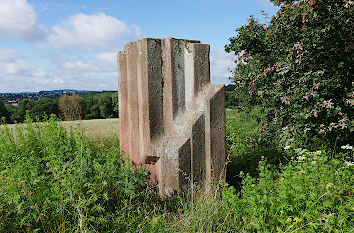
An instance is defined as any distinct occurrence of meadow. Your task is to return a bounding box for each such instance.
[0,118,119,141]
[1,110,352,232]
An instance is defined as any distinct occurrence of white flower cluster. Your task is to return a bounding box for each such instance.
[344,161,353,166]
[341,144,353,150]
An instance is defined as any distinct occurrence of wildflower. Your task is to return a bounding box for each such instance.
[329,122,338,129]
[284,145,290,150]
[323,99,334,109]
[341,144,353,150]
[337,118,348,129]
[309,90,317,97]
[294,42,303,50]
[345,0,354,8]
[310,109,318,118]
[339,117,348,123]
[304,128,311,133]
[345,99,354,106]
[304,71,312,76]
[297,155,306,161]
[326,183,334,189]
[314,82,321,89]
[344,161,354,166]
[339,123,348,129]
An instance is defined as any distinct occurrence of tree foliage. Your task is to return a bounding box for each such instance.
[11,99,35,123]
[3,92,119,123]
[82,92,119,120]
[0,99,9,122]
[226,0,353,149]
[59,93,83,121]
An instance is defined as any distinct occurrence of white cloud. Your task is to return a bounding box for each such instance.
[0,0,45,40]
[0,60,34,75]
[47,13,140,51]
[33,71,48,78]
[0,47,20,60]
[96,52,116,64]
[59,52,117,73]
[210,47,235,84]
[61,61,101,72]
[0,47,34,76]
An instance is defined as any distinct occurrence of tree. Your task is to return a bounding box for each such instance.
[81,92,119,119]
[59,94,83,121]
[0,99,9,123]
[82,94,100,120]
[11,99,35,123]
[31,98,59,120]
[98,92,118,119]
[226,0,353,149]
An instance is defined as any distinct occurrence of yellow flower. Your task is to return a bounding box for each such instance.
[326,183,334,189]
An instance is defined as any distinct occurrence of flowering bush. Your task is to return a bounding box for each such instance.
[223,149,354,232]
[225,0,353,150]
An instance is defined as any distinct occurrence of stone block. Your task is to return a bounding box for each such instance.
[118,38,225,196]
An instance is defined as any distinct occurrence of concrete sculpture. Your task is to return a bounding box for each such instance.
[118,37,225,196]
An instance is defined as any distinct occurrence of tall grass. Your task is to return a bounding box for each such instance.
[0,116,166,232]
[226,108,286,188]
[162,150,353,232]
[1,113,353,232]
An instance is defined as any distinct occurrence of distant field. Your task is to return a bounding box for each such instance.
[62,118,119,140]
[0,118,120,141]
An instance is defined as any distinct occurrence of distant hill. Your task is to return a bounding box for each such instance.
[0,90,103,104]
[39,90,99,95]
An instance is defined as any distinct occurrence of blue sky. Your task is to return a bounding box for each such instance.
[0,0,278,93]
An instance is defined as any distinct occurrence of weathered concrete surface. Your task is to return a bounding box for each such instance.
[118,37,226,196]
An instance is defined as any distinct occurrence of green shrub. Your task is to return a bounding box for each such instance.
[224,149,353,232]
[225,0,354,150]
[226,108,287,188]
[162,149,353,232]
[0,116,151,232]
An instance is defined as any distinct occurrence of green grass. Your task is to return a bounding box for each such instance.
[226,108,286,188]
[0,118,119,141]
[1,113,353,232]
[61,118,119,141]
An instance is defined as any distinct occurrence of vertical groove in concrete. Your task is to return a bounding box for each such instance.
[191,113,206,188]
[118,51,129,153]
[193,44,210,95]
[210,85,226,183]
[171,39,186,117]
[162,38,186,135]
[147,39,164,141]
[178,138,191,190]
